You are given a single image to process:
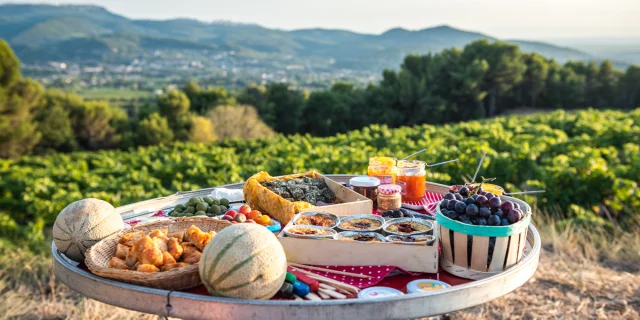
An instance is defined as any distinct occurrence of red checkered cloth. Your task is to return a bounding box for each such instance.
[402,191,444,214]
[288,265,421,289]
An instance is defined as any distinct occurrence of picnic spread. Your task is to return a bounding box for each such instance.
[51,155,542,319]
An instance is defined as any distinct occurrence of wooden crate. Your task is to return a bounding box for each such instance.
[299,173,373,216]
[277,212,439,273]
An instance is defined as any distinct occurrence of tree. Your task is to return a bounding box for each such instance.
[207,105,275,140]
[189,116,217,143]
[265,83,305,134]
[595,60,621,108]
[136,113,174,146]
[519,53,549,108]
[183,81,231,115]
[0,40,44,158]
[157,89,192,140]
[34,103,77,153]
[0,40,20,87]
[158,89,190,120]
[462,40,526,116]
[71,100,127,150]
[619,66,640,109]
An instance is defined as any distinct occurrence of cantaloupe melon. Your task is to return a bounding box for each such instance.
[199,223,287,300]
[53,198,124,262]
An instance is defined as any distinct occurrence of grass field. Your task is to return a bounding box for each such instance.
[1,214,638,320]
[76,88,155,100]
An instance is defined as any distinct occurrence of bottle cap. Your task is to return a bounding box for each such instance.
[350,176,381,187]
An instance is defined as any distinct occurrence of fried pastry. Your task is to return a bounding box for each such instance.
[160,263,189,272]
[137,264,160,273]
[167,238,183,260]
[119,231,145,247]
[162,251,176,265]
[108,257,128,270]
[115,243,130,260]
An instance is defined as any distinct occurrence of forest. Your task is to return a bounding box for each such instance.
[1,39,639,158]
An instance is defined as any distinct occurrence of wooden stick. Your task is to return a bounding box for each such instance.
[317,290,331,299]
[319,282,351,295]
[293,294,303,301]
[288,262,372,279]
[319,283,337,291]
[304,292,322,301]
[292,269,360,294]
[318,288,347,299]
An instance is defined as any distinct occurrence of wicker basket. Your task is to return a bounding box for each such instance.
[436,196,531,280]
[85,217,231,290]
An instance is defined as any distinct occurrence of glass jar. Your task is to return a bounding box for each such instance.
[368,156,397,184]
[349,176,380,208]
[377,184,402,211]
[396,160,427,202]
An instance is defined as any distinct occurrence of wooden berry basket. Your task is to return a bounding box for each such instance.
[85,217,231,290]
[435,197,531,280]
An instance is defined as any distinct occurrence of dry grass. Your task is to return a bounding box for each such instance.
[1,217,638,320]
[452,215,640,320]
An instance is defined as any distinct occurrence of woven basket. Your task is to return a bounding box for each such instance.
[85,217,231,290]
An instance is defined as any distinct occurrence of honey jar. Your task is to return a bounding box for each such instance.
[368,157,397,184]
[396,160,427,202]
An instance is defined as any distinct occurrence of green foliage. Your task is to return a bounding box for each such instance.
[136,113,174,146]
[1,108,638,243]
[0,42,44,158]
[0,40,20,87]
[183,81,232,115]
[157,89,192,140]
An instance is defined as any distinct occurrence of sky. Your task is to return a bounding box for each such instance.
[2,0,639,40]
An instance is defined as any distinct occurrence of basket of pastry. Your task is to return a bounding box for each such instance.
[85,217,231,290]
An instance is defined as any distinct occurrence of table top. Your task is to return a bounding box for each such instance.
[52,175,541,320]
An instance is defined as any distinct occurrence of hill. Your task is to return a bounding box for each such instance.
[0,3,616,70]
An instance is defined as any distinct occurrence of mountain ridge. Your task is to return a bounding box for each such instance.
[1,3,625,69]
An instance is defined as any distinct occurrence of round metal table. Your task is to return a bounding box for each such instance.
[53,175,541,320]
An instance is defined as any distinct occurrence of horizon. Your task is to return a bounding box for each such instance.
[1,0,638,41]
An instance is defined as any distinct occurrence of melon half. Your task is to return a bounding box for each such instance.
[53,198,124,262]
[199,223,287,300]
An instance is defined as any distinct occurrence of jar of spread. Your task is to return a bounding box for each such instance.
[377,184,402,211]
[397,160,427,202]
[368,157,397,184]
[349,176,380,208]
[406,279,450,294]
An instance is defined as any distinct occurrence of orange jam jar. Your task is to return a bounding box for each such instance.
[367,157,397,184]
[396,160,427,202]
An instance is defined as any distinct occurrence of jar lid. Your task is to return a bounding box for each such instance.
[358,286,404,299]
[350,176,381,187]
[406,279,451,294]
[378,184,401,195]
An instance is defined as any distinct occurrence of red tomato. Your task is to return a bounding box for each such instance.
[221,215,234,221]
[226,210,238,218]
[238,205,252,215]
[245,219,257,223]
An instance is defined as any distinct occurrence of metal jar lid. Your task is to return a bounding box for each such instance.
[406,279,451,294]
[349,176,381,187]
[358,286,404,299]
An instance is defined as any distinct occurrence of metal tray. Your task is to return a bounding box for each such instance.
[52,175,541,320]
